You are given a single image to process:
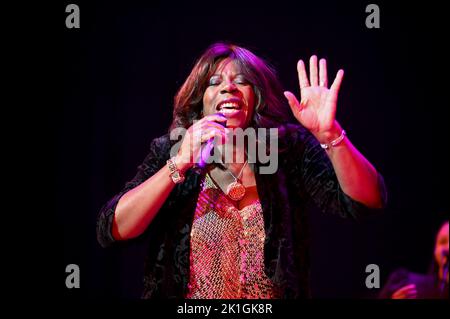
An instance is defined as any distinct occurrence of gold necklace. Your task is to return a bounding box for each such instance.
[225,160,248,201]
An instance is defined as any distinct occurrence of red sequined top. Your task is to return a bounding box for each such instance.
[186,173,275,299]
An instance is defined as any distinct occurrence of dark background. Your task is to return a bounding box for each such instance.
[59,0,448,299]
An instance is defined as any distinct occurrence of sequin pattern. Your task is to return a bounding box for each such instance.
[186,173,275,299]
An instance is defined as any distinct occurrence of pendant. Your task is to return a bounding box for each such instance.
[226,181,246,201]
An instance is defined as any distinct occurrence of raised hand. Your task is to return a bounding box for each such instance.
[284,55,344,140]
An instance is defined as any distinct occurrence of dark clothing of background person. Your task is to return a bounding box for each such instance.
[379,268,448,299]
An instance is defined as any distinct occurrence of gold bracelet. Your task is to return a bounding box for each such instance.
[167,157,185,184]
[320,130,346,150]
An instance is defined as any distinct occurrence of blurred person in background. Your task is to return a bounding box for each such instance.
[380,220,448,299]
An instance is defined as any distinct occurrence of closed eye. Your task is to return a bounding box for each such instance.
[208,76,221,86]
[234,75,250,85]
[208,75,250,86]
[235,80,249,85]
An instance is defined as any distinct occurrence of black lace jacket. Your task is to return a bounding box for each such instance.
[97,124,387,298]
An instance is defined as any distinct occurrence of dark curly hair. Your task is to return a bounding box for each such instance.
[169,42,295,132]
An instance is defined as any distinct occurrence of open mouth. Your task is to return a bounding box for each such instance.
[216,99,243,115]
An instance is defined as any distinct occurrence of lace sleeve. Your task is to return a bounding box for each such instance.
[96,134,171,247]
[289,125,387,218]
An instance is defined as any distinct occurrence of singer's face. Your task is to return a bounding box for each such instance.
[434,222,449,282]
[202,58,255,128]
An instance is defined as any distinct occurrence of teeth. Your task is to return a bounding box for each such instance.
[219,102,239,109]
[220,108,239,114]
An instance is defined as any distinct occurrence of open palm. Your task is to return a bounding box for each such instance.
[284,55,344,134]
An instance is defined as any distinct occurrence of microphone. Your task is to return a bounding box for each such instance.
[197,137,215,169]
[196,115,227,169]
